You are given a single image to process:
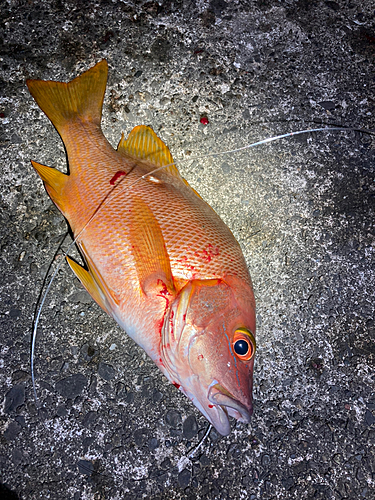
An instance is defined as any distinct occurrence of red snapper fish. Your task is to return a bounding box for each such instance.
[27,60,256,436]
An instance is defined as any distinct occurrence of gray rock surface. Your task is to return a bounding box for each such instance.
[0,0,374,499]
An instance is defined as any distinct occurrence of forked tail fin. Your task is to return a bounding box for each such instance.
[26,60,108,136]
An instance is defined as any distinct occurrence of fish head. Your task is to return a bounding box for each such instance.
[161,276,256,436]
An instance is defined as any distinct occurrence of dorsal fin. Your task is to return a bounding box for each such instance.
[182,177,203,200]
[117,125,180,178]
[31,160,68,214]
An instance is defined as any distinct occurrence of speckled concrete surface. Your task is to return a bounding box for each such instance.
[1,1,374,499]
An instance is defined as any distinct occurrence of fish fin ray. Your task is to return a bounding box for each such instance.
[31,160,68,214]
[26,60,108,137]
[117,125,180,177]
[130,196,175,297]
[66,256,113,315]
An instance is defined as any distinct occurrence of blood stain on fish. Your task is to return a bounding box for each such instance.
[198,243,220,263]
[109,170,126,185]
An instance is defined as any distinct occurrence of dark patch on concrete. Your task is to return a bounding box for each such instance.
[4,386,25,414]
[55,373,88,399]
[97,362,116,381]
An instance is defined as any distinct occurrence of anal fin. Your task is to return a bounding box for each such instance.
[66,256,112,315]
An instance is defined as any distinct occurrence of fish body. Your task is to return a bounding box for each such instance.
[27,60,256,436]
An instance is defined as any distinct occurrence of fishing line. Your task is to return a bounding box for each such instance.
[31,125,375,402]
[69,125,374,254]
[177,423,213,472]
[31,230,70,405]
[69,424,213,481]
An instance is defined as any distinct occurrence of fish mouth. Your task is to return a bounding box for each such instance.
[207,383,252,436]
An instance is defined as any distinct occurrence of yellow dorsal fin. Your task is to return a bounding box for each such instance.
[129,196,175,297]
[117,125,180,178]
[31,160,68,214]
[182,177,203,200]
[66,256,112,315]
[26,60,108,137]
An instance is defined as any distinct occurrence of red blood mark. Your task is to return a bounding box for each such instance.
[156,280,173,309]
[194,48,204,55]
[169,309,175,339]
[0,112,5,118]
[172,382,180,389]
[198,243,220,263]
[200,116,209,125]
[157,279,170,297]
[157,319,164,338]
[157,280,173,337]
[109,170,126,185]
[208,404,214,408]
[197,354,204,361]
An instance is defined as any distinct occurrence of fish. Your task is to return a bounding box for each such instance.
[26,60,256,436]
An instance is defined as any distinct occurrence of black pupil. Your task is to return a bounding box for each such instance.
[234,339,249,356]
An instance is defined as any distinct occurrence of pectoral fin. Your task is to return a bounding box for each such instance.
[129,197,175,298]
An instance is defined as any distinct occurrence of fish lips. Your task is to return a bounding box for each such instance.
[207,383,252,436]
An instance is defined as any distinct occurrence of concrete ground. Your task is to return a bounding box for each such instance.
[1,0,374,499]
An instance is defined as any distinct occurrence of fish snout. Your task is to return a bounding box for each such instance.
[208,383,252,424]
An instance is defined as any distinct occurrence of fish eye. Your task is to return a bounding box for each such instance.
[233,328,256,361]
[234,339,248,355]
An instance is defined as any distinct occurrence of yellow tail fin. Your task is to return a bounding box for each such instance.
[31,160,68,214]
[26,60,108,136]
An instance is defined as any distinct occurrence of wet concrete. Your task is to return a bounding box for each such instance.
[0,1,374,499]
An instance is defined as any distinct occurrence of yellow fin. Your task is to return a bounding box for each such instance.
[117,125,180,178]
[26,60,108,137]
[31,160,68,214]
[182,177,203,200]
[66,256,111,315]
[130,196,175,297]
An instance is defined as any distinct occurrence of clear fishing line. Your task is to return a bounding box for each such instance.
[71,422,213,481]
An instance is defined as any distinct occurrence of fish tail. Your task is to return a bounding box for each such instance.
[26,60,108,136]
[30,160,68,214]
